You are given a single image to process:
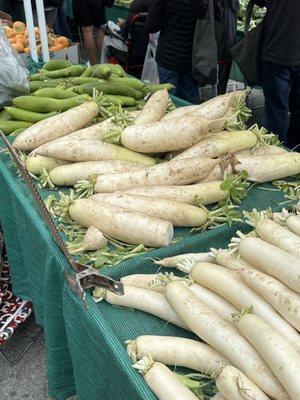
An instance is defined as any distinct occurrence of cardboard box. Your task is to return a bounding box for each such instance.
[19,43,80,67]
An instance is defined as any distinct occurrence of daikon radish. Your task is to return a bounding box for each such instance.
[237,314,300,400]
[162,105,200,121]
[34,139,156,166]
[134,89,169,125]
[174,131,259,160]
[215,365,270,400]
[190,262,300,349]
[122,115,220,153]
[122,273,238,321]
[25,155,68,175]
[69,198,173,247]
[212,249,255,272]
[201,152,300,183]
[273,209,300,236]
[91,193,209,227]
[211,393,227,400]
[235,145,287,157]
[93,157,220,193]
[121,181,228,205]
[164,282,287,400]
[236,236,300,293]
[239,267,300,332]
[133,357,199,400]
[155,252,213,268]
[245,212,300,257]
[93,285,189,330]
[69,225,107,254]
[13,102,99,151]
[65,118,112,140]
[127,335,228,375]
[49,160,144,186]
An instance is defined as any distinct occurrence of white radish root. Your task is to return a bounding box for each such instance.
[215,365,270,400]
[91,193,208,227]
[237,314,300,400]
[121,181,228,205]
[237,236,300,294]
[127,335,228,375]
[49,160,144,186]
[164,282,287,400]
[69,198,173,247]
[34,138,156,166]
[235,145,286,157]
[121,274,166,293]
[69,226,107,254]
[93,285,189,330]
[13,102,99,151]
[211,393,227,400]
[134,89,169,125]
[190,262,300,350]
[93,157,220,193]
[154,252,213,268]
[25,155,68,175]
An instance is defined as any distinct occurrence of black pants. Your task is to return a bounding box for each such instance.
[261,62,300,149]
[218,61,232,95]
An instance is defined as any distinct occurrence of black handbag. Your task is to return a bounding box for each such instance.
[192,0,223,86]
[230,0,265,86]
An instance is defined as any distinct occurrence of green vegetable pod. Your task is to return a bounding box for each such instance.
[92,64,112,79]
[5,107,58,123]
[103,63,126,77]
[37,65,86,80]
[33,88,78,99]
[106,95,137,107]
[144,83,174,94]
[29,80,63,93]
[42,59,72,71]
[12,94,92,113]
[110,77,146,91]
[76,82,144,100]
[0,120,33,135]
[0,109,13,120]
[71,77,104,85]
[81,66,93,77]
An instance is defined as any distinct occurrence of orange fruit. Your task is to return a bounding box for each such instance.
[56,36,69,48]
[4,26,14,38]
[23,47,30,54]
[12,42,24,52]
[13,21,26,33]
[8,37,16,44]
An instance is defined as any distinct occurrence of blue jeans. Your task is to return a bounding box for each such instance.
[157,65,200,104]
[262,62,300,149]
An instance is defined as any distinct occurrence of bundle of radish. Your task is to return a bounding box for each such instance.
[201,152,300,183]
[134,89,169,125]
[12,102,99,151]
[68,226,107,254]
[127,335,227,377]
[163,281,288,399]
[33,138,156,166]
[173,126,279,160]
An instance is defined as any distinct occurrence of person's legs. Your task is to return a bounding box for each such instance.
[81,26,97,65]
[58,0,72,39]
[94,27,105,61]
[157,65,179,97]
[177,72,199,104]
[218,61,232,95]
[261,62,292,145]
[287,65,300,150]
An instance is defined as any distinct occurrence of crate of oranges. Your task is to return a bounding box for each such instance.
[3,21,70,54]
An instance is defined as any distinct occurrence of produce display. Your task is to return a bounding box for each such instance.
[93,205,300,400]
[2,21,70,54]
[114,0,133,8]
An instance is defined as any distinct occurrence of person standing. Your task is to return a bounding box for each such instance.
[73,0,114,65]
[255,0,300,149]
[147,0,205,104]
[53,0,72,39]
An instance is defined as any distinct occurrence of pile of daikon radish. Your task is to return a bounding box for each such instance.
[12,89,300,249]
[93,205,300,400]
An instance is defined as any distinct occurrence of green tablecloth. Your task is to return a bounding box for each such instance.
[106,5,130,22]
[0,99,288,399]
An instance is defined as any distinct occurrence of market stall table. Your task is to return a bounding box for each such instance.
[0,133,289,399]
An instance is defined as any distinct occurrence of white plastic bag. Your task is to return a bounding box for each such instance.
[141,36,159,84]
[0,20,29,108]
